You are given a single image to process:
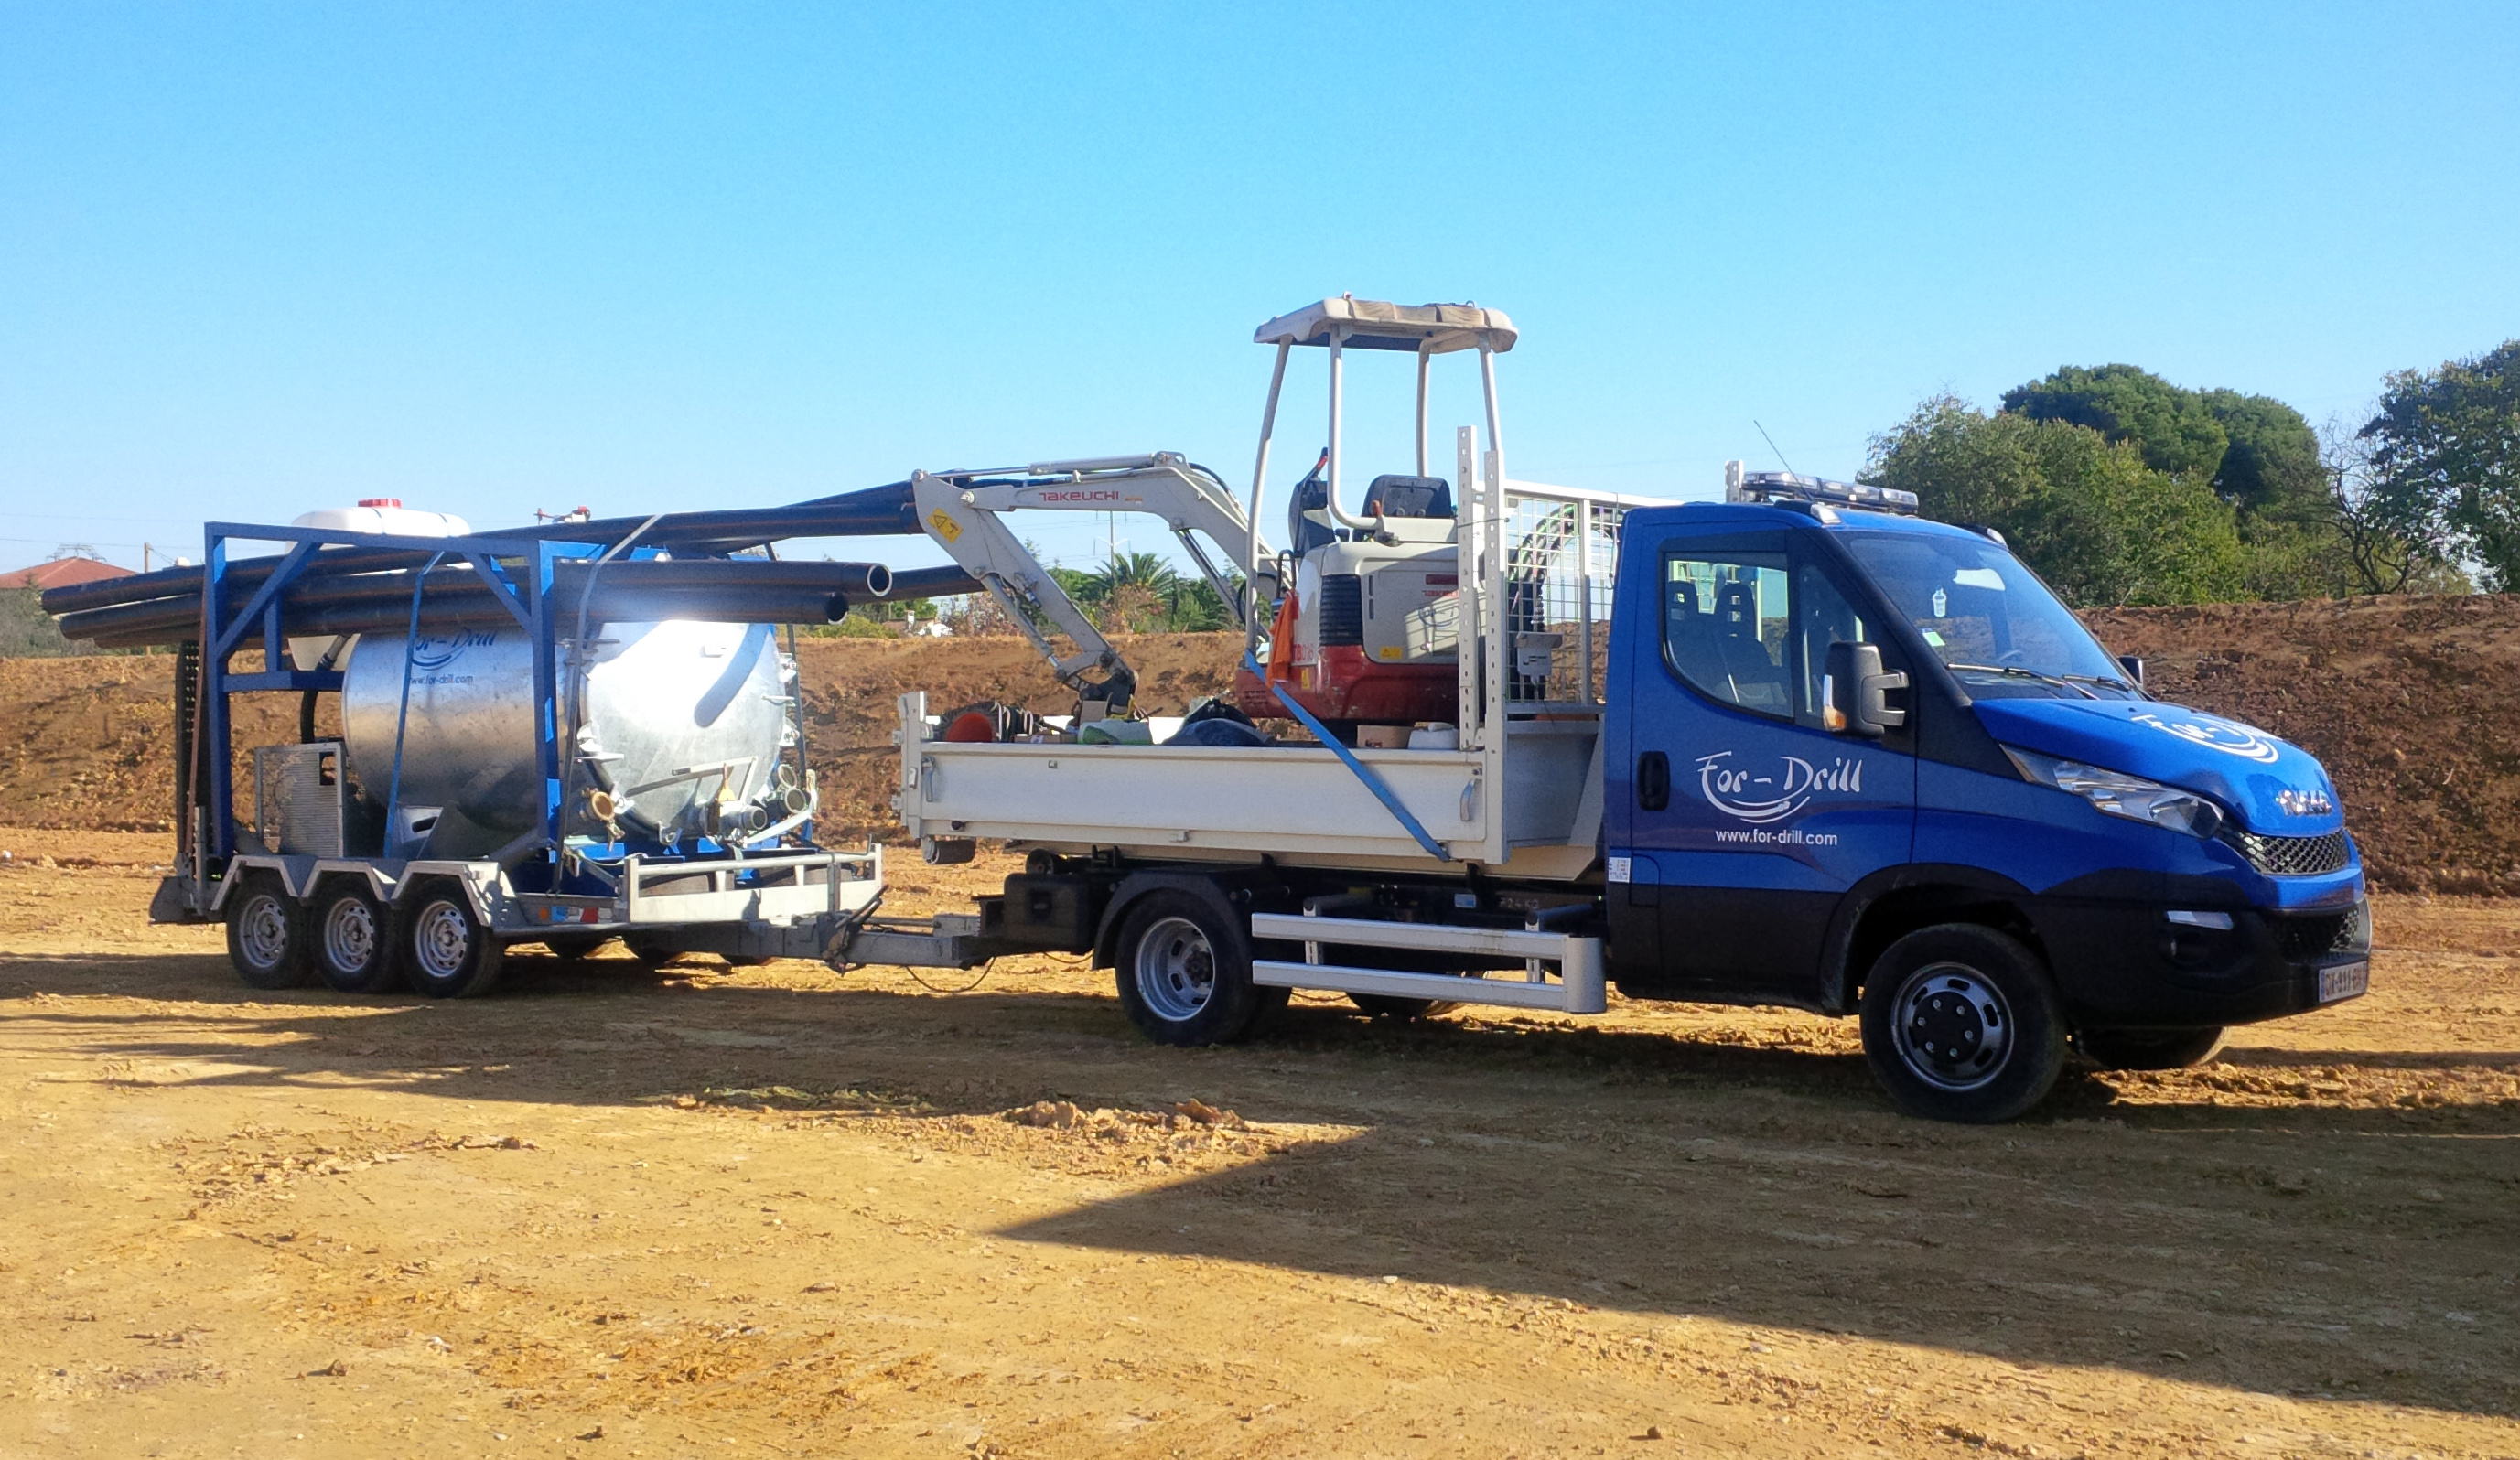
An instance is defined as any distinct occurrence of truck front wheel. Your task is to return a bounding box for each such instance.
[1859,924,2065,1123]
[1113,890,1282,1047]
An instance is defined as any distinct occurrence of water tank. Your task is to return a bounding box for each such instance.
[339,619,791,857]
[285,499,472,671]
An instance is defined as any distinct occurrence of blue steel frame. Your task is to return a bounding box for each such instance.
[197,521,602,870]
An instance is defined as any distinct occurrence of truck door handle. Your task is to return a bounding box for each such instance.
[1637,751,1670,811]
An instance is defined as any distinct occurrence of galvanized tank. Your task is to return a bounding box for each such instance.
[340,619,790,857]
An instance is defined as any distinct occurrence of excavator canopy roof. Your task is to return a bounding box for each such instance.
[1254,297,1516,354]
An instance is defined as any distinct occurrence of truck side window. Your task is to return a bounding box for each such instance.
[1793,564,1868,729]
[1662,553,1790,716]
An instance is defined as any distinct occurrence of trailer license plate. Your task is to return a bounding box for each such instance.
[2318,960,2369,1004]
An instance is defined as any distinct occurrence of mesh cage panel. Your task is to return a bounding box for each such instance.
[1497,494,1625,707]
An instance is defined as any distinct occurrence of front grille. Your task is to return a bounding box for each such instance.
[2271,904,2365,961]
[2224,826,2350,877]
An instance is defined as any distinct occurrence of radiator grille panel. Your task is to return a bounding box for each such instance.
[2225,826,2349,877]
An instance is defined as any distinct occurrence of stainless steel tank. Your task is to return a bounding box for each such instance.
[340,619,791,857]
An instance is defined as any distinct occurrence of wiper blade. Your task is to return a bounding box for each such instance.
[1942,662,2098,698]
[2060,672,2140,695]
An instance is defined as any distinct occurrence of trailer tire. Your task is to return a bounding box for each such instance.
[1348,993,1459,1021]
[2073,1025,2224,1070]
[1859,923,2064,1123]
[311,879,401,993]
[1114,890,1278,1047]
[400,881,505,1000]
[224,872,314,990]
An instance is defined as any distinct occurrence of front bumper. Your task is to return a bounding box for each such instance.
[2032,894,2371,1030]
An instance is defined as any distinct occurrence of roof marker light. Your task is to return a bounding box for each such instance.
[1725,469,1919,517]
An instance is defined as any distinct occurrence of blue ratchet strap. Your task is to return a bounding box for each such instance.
[382,551,447,855]
[1242,651,1450,861]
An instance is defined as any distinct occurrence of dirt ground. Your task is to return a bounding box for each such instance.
[1,830,2514,1458]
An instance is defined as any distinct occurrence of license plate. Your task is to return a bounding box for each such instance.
[2318,960,2369,1004]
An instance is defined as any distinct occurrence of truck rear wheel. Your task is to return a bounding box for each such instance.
[1859,923,2065,1123]
[2074,1025,2224,1070]
[402,881,505,1000]
[224,872,313,990]
[1114,890,1282,1047]
[312,878,401,993]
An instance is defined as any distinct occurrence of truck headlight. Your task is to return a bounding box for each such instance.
[2002,746,2224,839]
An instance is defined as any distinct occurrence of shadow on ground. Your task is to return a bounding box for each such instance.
[4,949,2515,1419]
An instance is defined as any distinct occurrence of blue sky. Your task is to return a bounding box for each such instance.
[4,3,2515,576]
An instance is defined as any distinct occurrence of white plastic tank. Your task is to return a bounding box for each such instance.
[286,499,471,671]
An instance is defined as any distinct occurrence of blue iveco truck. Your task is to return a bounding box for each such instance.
[881,299,2371,1122]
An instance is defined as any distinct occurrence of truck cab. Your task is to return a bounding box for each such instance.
[1605,471,2369,1118]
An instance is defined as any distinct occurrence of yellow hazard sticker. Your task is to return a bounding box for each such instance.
[927,510,963,542]
[1378,646,1403,660]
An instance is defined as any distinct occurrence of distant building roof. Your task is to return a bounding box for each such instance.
[0,556,133,591]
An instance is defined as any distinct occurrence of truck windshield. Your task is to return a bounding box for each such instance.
[1840,531,2138,699]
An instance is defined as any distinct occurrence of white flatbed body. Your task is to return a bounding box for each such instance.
[895,700,1603,880]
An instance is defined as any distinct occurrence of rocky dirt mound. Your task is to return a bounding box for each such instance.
[2083,596,2520,893]
[2,600,2512,889]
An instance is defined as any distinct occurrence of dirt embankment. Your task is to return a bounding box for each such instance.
[1,598,2514,888]
[2084,596,2520,893]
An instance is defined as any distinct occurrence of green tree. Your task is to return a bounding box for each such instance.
[1867,395,2244,607]
[2359,339,2520,589]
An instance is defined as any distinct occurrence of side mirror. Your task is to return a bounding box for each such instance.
[1826,640,1910,738]
[2116,654,2146,689]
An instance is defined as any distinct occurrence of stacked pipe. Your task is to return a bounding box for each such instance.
[40,483,987,649]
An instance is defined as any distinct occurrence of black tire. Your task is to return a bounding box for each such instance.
[1112,889,1282,1047]
[2074,1025,2225,1070]
[1858,923,2066,1123]
[623,930,688,966]
[224,872,314,990]
[1348,993,1459,1021]
[310,878,402,993]
[400,880,505,1000]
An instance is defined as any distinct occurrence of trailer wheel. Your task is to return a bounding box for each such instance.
[224,872,313,989]
[2074,1025,2224,1070]
[311,879,401,993]
[1858,923,2065,1123]
[401,881,505,1000]
[1348,993,1459,1021]
[1114,891,1279,1047]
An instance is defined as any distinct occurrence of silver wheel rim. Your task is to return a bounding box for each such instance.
[323,896,377,974]
[413,900,475,982]
[1134,916,1216,1022]
[1890,961,2014,1091]
[236,893,291,971]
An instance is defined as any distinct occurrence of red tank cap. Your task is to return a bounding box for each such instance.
[358,498,403,509]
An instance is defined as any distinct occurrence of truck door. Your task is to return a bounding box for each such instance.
[1613,529,1917,1004]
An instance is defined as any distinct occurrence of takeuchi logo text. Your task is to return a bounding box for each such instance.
[1695,750,1866,825]
[2130,710,2281,764]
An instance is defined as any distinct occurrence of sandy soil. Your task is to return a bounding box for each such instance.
[0,831,2514,1458]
